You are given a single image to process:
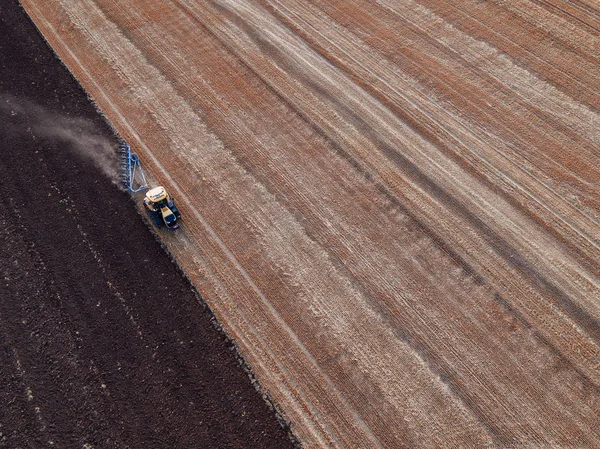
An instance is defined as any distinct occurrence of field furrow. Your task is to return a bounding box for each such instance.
[19,0,600,447]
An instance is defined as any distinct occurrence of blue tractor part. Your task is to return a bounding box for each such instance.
[119,141,148,193]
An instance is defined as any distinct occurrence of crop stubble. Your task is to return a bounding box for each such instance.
[0,1,299,446]
[20,0,600,447]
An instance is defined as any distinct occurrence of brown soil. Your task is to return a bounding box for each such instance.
[0,2,297,448]
[17,0,600,448]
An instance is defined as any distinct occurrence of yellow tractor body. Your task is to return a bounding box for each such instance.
[143,186,181,230]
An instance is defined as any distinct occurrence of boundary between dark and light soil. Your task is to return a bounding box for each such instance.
[0,1,299,447]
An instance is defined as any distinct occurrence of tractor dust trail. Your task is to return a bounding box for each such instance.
[0,94,118,180]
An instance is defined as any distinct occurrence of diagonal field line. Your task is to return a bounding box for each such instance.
[20,1,384,446]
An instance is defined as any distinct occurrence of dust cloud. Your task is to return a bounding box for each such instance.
[0,94,118,181]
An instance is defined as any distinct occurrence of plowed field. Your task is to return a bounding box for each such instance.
[19,0,600,447]
[0,2,296,447]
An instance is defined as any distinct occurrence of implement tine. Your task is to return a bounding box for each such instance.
[118,140,148,193]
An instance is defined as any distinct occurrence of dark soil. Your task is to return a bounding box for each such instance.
[0,1,297,448]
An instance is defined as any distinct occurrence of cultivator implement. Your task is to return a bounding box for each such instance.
[119,141,148,193]
[118,142,181,229]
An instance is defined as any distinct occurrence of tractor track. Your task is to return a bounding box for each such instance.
[0,2,297,447]
[17,0,600,447]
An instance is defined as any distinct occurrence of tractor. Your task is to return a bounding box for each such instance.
[119,142,181,230]
[143,186,181,230]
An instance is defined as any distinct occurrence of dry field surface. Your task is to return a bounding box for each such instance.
[20,0,600,447]
[0,1,297,447]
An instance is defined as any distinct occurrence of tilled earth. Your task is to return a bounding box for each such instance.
[12,0,600,447]
[0,2,297,448]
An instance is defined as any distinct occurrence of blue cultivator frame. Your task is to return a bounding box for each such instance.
[119,141,148,193]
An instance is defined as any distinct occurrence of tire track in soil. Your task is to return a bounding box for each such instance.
[158,4,600,442]
[0,2,297,448]
[68,1,494,444]
[23,1,394,441]
[114,0,600,445]
[187,0,600,366]
[31,1,379,444]
[155,0,600,444]
[259,0,600,268]
[415,0,600,105]
[17,0,600,447]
